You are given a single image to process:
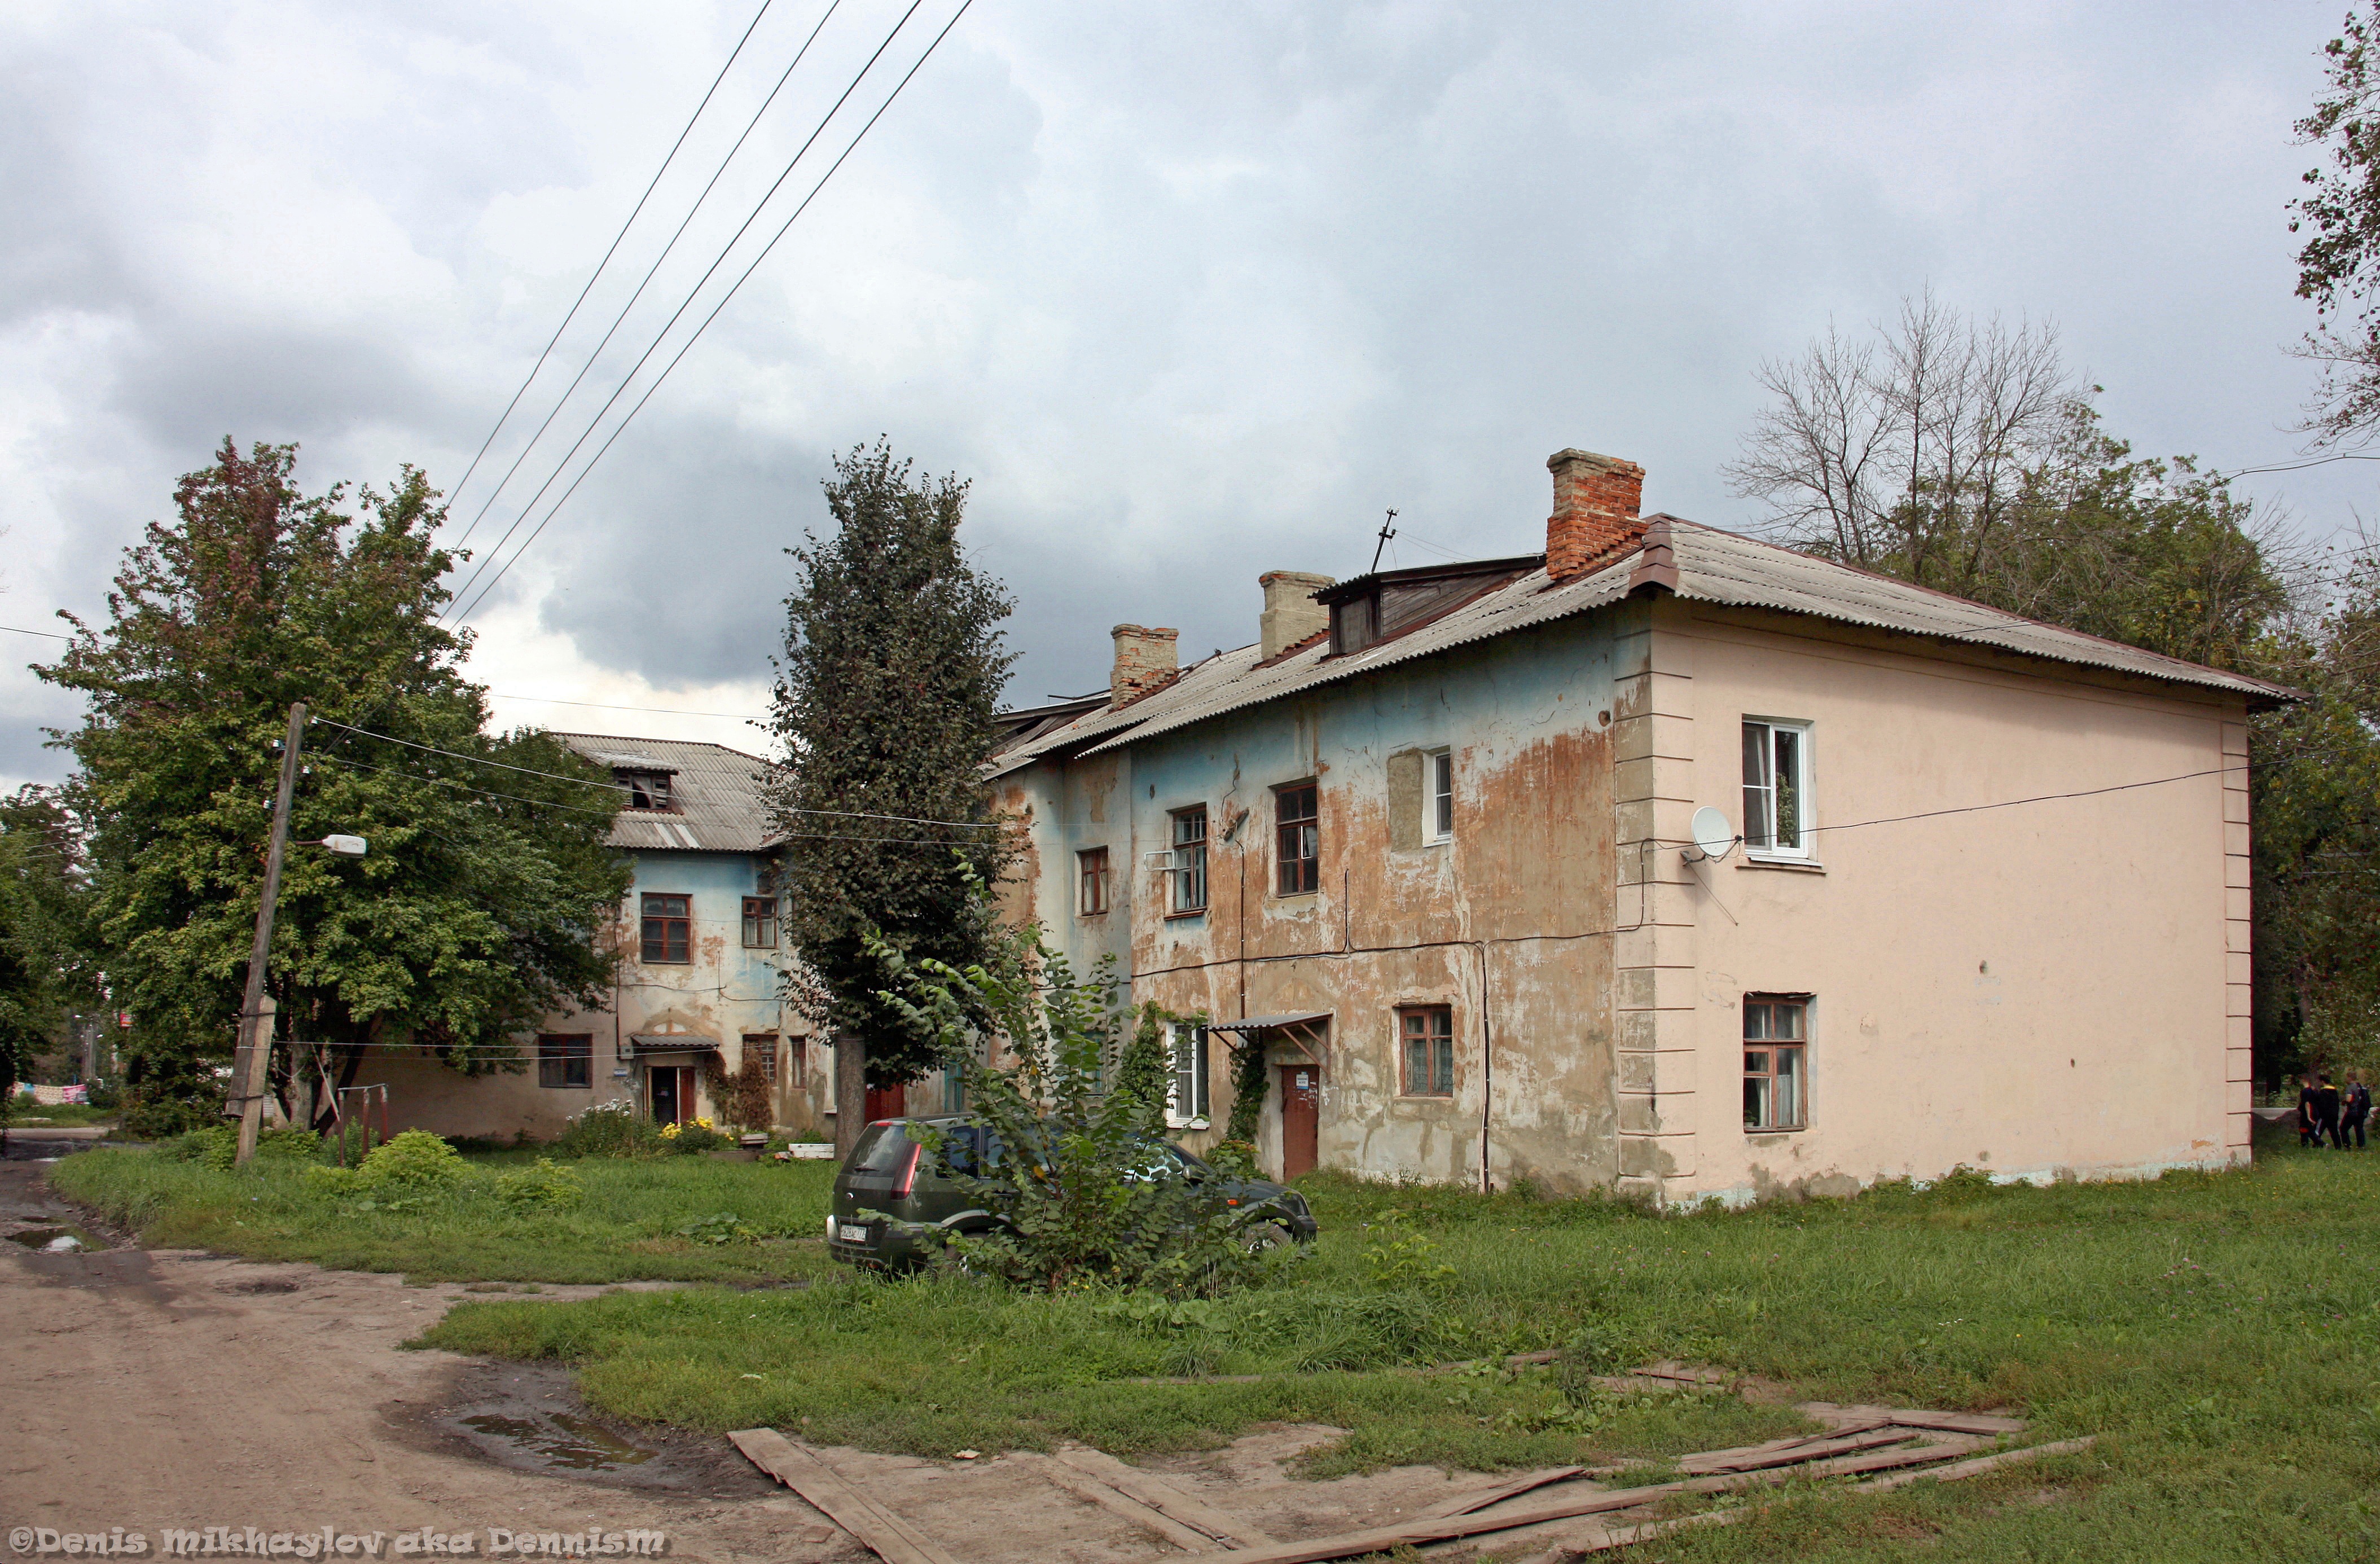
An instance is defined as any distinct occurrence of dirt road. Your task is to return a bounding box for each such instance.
[0,1157,1556,1564]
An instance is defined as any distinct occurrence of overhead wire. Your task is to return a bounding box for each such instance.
[446,0,842,556]
[441,0,943,626]
[449,0,778,539]
[1,623,69,639]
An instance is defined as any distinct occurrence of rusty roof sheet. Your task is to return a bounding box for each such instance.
[554,732,781,853]
[990,518,2294,772]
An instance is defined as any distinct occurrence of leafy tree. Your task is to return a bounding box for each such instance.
[37,439,630,1124]
[766,440,1015,1144]
[0,786,98,1096]
[2252,534,2380,1082]
[2290,1,2380,447]
[868,913,1264,1295]
[1727,297,2304,664]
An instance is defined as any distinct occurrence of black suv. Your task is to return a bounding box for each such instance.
[825,1116,1319,1270]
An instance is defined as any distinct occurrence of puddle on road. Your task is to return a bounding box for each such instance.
[9,1225,106,1252]
[459,1412,658,1471]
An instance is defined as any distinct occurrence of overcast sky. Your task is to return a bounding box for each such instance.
[1,1,2365,787]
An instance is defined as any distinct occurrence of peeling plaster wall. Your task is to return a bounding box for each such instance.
[1654,600,2250,1206]
[1017,617,1626,1194]
[381,849,816,1142]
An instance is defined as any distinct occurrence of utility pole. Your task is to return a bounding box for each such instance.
[234,702,306,1165]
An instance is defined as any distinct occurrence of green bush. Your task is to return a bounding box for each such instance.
[357,1129,469,1189]
[160,1125,238,1169]
[496,1157,586,1210]
[554,1101,669,1159]
[666,1122,734,1154]
[254,1126,320,1161]
[120,1092,219,1140]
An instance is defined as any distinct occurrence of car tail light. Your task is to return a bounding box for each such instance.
[890,1140,923,1200]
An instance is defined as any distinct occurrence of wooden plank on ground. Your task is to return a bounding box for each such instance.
[1210,1438,1986,1564]
[1675,1425,1914,1474]
[727,1428,959,1564]
[1798,1402,2028,1435]
[1416,1466,1591,1518]
[1851,1436,2096,1493]
[1050,1444,1273,1548]
[1507,1439,2097,1562]
[1020,1452,1224,1553]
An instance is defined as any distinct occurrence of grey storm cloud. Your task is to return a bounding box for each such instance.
[0,0,2364,787]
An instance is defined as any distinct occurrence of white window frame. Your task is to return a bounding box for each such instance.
[1169,806,1209,914]
[1424,748,1453,845]
[1741,718,1814,860]
[1165,1023,1211,1128]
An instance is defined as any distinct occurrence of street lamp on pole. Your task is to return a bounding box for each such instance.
[230,704,369,1166]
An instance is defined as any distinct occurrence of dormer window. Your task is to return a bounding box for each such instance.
[1315,556,1541,658]
[617,770,672,811]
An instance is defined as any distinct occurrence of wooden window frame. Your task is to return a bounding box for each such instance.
[1169,806,1209,915]
[743,1033,779,1087]
[617,770,673,811]
[1077,846,1112,916]
[1275,782,1320,896]
[1398,1004,1455,1097]
[640,893,691,964]
[741,896,779,949]
[1742,995,1809,1131]
[537,1033,592,1089]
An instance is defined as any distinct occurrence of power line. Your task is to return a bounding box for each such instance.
[1,623,69,640]
[450,0,777,538]
[2208,451,2380,482]
[441,0,937,625]
[311,715,1001,829]
[448,0,840,554]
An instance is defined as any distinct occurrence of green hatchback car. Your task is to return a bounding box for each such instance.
[825,1115,1318,1270]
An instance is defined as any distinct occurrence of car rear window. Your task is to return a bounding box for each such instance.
[848,1122,917,1174]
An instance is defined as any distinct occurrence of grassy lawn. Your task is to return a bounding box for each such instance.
[49,1146,840,1285]
[44,1127,2380,1556]
[8,1101,118,1127]
[412,1123,2380,1561]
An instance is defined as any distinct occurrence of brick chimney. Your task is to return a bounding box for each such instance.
[1545,449,1645,581]
[1259,571,1333,660]
[1110,623,1179,706]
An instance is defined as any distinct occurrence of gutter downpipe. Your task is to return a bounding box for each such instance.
[1477,941,1494,1195]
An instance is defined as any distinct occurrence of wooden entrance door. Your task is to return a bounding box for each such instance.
[863,1081,908,1123]
[1277,1065,1319,1180]
[651,1064,697,1125]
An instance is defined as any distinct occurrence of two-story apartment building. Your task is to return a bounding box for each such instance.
[376,735,831,1141]
[989,447,2294,1206]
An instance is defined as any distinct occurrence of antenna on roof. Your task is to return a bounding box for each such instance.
[1370,509,1399,573]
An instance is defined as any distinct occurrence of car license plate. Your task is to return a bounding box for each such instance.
[838,1223,870,1243]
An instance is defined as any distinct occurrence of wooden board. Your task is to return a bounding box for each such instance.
[1021,1452,1224,1553]
[1851,1436,2096,1493]
[1211,1439,1986,1564]
[727,1428,959,1564]
[1416,1466,1591,1519]
[1675,1425,1914,1474]
[1050,1443,1272,1548]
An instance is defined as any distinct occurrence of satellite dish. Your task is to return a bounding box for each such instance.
[1688,806,1736,863]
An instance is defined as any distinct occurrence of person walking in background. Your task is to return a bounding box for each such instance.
[2299,1073,2323,1148]
[2342,1071,2372,1150]
[2315,1073,2345,1149]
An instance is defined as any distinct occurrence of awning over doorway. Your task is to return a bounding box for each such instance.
[1203,1012,1331,1064]
[629,1034,721,1055]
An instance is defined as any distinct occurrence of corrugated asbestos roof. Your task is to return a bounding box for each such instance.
[988,517,2297,776]
[554,732,781,853]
